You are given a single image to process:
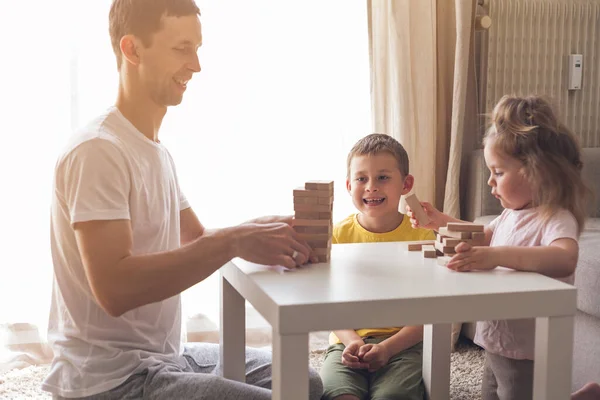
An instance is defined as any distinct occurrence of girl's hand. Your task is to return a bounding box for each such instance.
[446,242,497,272]
[357,343,392,372]
[341,340,369,369]
[405,201,444,231]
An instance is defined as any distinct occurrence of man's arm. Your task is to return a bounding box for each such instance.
[75,219,236,317]
[76,217,312,317]
[180,207,205,245]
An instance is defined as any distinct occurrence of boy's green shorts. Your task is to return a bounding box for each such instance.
[320,337,424,400]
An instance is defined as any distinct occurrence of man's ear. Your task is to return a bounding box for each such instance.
[346,178,351,193]
[120,35,141,66]
[402,174,414,195]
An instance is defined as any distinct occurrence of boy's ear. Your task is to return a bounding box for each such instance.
[402,174,414,195]
[346,178,351,193]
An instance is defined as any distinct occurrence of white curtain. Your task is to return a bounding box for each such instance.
[0,0,371,368]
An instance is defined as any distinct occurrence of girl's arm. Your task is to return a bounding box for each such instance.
[447,238,578,278]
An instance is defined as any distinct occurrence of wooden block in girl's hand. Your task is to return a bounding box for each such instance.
[422,245,437,258]
[294,203,332,213]
[294,225,331,235]
[446,222,484,232]
[404,193,431,226]
[295,211,320,219]
[305,180,334,191]
[439,227,472,239]
[293,196,319,205]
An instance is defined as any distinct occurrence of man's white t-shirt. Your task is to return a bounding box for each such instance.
[42,107,191,397]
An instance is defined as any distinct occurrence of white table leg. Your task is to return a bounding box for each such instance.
[422,323,451,400]
[220,274,246,382]
[272,332,309,400]
[534,315,574,400]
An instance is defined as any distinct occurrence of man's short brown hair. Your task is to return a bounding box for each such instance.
[109,0,201,69]
[346,133,410,178]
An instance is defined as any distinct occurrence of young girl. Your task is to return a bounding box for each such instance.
[407,95,591,399]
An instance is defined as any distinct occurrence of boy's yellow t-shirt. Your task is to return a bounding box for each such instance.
[329,213,435,344]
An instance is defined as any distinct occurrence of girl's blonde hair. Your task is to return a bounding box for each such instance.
[483,95,591,233]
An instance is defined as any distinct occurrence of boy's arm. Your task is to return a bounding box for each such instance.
[378,325,423,356]
[333,329,364,346]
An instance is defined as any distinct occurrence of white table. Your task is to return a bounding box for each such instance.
[219,242,576,400]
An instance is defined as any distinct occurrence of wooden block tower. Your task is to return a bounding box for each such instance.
[292,180,334,263]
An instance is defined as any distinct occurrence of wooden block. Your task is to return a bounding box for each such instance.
[295,211,320,219]
[293,196,319,205]
[437,256,452,266]
[318,212,332,220]
[439,227,471,239]
[471,231,486,245]
[446,222,484,233]
[442,237,465,247]
[317,254,330,263]
[294,225,331,234]
[305,180,334,191]
[294,204,332,213]
[422,245,437,258]
[293,187,333,198]
[317,196,334,205]
[298,233,330,241]
[313,247,331,256]
[407,240,435,251]
[404,193,431,225]
[292,219,331,227]
[435,241,456,255]
[308,240,331,248]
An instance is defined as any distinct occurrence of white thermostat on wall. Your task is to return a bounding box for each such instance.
[568,54,583,90]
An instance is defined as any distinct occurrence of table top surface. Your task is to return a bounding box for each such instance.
[228,241,574,307]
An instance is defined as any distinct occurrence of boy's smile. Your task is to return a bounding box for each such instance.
[347,152,413,232]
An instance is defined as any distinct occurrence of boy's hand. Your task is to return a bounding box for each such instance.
[405,201,442,231]
[358,343,392,372]
[341,340,369,369]
[446,242,498,272]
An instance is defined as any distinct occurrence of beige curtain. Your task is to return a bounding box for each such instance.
[368,0,479,217]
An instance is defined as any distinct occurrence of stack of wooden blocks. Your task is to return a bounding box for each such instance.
[292,180,334,263]
[408,223,485,265]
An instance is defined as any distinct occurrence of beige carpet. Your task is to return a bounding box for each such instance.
[0,333,483,399]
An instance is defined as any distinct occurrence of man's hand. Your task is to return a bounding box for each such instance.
[234,222,316,269]
[246,215,293,226]
[341,340,369,369]
[358,343,392,372]
[446,242,497,272]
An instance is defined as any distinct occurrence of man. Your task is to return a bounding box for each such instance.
[42,0,323,398]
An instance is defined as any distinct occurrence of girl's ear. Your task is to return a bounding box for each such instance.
[402,174,414,195]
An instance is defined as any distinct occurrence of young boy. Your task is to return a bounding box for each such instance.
[320,133,434,400]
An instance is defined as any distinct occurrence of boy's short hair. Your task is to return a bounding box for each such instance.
[109,0,201,69]
[346,133,410,178]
